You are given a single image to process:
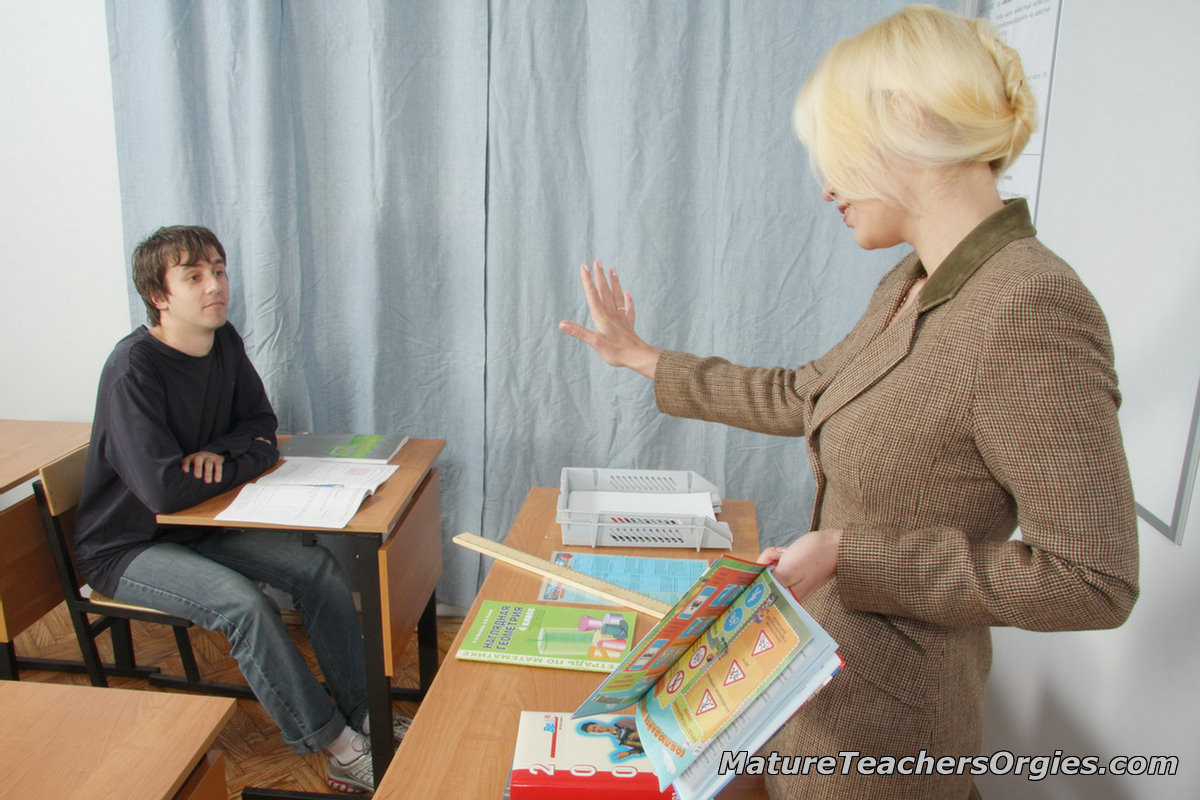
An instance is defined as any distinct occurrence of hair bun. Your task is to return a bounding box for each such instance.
[972,20,1036,170]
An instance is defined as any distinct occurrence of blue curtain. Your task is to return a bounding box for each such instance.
[106,0,949,609]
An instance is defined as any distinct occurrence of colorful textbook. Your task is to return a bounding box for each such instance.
[506,711,676,799]
[456,601,636,673]
[279,432,408,463]
[572,556,842,800]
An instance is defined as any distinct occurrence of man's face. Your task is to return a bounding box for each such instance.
[153,246,229,333]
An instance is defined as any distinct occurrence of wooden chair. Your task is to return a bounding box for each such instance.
[33,444,252,698]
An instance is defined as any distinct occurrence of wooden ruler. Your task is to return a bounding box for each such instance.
[452,532,672,619]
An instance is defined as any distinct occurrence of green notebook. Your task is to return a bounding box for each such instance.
[279,433,408,464]
[456,601,637,673]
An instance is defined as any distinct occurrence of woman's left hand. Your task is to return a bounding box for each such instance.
[558,259,661,379]
[758,529,842,601]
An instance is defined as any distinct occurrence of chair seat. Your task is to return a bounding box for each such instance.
[87,591,179,618]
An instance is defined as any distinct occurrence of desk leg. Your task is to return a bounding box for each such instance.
[389,591,439,702]
[417,592,439,694]
[0,642,17,680]
[350,533,394,786]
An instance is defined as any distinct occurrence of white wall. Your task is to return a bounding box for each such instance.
[2,1,1196,795]
[979,2,1200,798]
[0,0,129,423]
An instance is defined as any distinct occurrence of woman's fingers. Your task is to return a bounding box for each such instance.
[561,259,661,378]
[580,260,635,320]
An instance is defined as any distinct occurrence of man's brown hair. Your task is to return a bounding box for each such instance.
[132,225,227,325]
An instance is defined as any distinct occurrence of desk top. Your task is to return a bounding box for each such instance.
[157,437,445,534]
[0,681,235,800]
[0,419,92,494]
[374,486,768,799]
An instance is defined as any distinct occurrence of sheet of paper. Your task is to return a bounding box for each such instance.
[538,551,710,606]
[257,459,397,493]
[567,491,716,520]
[215,483,369,529]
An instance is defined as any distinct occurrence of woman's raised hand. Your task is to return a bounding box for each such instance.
[559,259,661,379]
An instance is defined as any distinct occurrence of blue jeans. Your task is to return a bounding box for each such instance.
[114,530,368,753]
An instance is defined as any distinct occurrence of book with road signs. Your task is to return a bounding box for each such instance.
[572,556,842,800]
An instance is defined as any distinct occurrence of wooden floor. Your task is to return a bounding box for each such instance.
[10,601,463,798]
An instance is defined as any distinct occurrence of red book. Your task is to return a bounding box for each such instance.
[507,711,676,799]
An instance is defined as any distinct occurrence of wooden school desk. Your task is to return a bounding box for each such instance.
[0,419,92,494]
[156,437,446,786]
[0,419,92,679]
[0,680,235,800]
[374,486,769,799]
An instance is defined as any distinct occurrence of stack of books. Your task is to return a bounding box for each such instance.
[458,546,843,800]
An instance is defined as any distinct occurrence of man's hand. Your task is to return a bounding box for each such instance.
[181,450,226,483]
[758,529,842,601]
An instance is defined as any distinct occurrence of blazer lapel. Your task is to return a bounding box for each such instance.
[805,201,1036,439]
[810,292,920,434]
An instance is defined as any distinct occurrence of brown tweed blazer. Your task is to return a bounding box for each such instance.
[654,201,1139,800]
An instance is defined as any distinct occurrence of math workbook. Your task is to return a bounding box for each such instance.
[456,601,637,673]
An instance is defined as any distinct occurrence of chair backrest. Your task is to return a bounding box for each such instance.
[34,444,90,599]
[37,444,89,517]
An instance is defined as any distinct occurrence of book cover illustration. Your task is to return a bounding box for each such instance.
[456,601,636,673]
[507,711,676,799]
[279,433,407,463]
[572,556,842,800]
[574,556,765,715]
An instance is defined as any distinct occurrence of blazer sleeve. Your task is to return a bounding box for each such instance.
[837,271,1140,632]
[653,352,811,436]
[653,263,904,435]
[653,318,870,437]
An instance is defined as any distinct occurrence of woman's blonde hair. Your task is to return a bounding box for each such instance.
[794,4,1036,204]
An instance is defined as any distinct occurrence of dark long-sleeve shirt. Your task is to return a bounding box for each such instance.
[74,324,279,597]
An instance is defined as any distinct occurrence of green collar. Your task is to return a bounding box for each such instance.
[915,198,1037,311]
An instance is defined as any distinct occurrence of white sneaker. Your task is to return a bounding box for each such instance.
[358,710,414,746]
[390,711,413,743]
[326,731,373,794]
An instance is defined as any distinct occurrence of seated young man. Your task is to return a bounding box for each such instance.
[74,225,383,793]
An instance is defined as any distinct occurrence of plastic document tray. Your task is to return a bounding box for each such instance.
[556,467,734,550]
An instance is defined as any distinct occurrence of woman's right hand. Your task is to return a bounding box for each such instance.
[559,259,661,379]
[759,529,842,602]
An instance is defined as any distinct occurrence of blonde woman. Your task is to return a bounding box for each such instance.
[559,5,1138,798]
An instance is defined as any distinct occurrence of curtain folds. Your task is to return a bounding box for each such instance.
[106,0,942,609]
